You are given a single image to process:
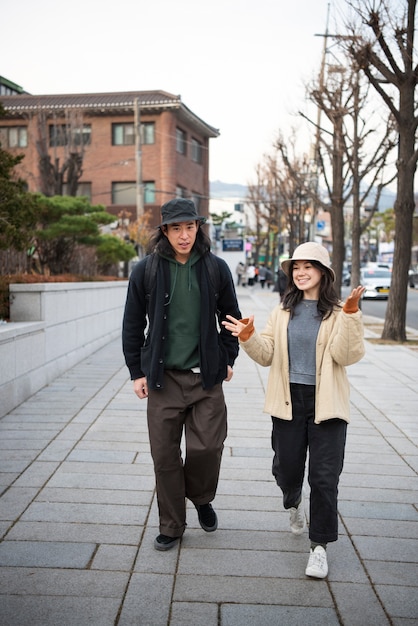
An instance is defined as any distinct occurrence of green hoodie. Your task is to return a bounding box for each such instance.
[163,250,201,370]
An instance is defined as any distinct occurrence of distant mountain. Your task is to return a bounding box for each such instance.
[210,180,248,199]
[210,180,397,211]
[373,188,396,211]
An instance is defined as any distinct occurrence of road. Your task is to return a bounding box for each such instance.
[342,286,418,330]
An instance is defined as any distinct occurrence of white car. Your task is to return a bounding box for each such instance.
[361,268,392,299]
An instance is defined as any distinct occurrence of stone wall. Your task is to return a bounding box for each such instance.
[0,281,128,418]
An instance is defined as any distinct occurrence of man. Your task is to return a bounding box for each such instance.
[122,198,241,551]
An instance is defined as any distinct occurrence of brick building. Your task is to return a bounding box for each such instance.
[0,89,219,226]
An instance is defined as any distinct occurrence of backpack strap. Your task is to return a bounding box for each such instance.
[144,253,159,297]
[203,253,221,300]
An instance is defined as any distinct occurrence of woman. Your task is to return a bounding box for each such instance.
[223,242,365,579]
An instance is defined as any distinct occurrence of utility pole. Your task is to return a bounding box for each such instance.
[310,2,330,240]
[134,97,144,219]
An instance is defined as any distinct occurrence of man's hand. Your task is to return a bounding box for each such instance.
[133,377,148,399]
[224,365,234,382]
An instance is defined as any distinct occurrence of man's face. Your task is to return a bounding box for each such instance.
[163,221,199,263]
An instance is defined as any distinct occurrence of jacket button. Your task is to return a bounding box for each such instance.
[285,401,290,405]
[156,383,161,388]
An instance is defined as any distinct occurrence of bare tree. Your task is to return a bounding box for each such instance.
[345,0,417,341]
[246,148,309,271]
[246,163,271,265]
[307,57,396,293]
[272,140,312,255]
[36,109,86,197]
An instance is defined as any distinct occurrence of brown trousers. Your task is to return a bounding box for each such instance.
[147,369,227,537]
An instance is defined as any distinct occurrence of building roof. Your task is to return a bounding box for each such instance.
[0,89,219,138]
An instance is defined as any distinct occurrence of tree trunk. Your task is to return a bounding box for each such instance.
[330,116,345,296]
[382,81,416,341]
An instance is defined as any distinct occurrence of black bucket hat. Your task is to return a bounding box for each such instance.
[160,198,206,226]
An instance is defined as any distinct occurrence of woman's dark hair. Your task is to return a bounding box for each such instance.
[146,222,212,257]
[282,260,341,319]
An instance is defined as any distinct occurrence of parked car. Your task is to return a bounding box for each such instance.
[409,266,418,288]
[361,268,392,299]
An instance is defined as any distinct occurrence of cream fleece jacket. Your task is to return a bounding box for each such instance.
[240,305,365,424]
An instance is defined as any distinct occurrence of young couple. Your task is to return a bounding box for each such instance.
[122,198,365,579]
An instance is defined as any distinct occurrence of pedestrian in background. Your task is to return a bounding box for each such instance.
[274,268,288,301]
[246,263,256,286]
[235,261,245,286]
[258,264,268,288]
[223,242,365,579]
[122,198,241,551]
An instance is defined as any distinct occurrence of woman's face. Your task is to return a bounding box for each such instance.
[292,260,323,299]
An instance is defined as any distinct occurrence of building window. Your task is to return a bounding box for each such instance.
[112,182,136,205]
[144,181,155,204]
[112,122,155,146]
[142,122,155,144]
[0,126,28,148]
[191,194,202,212]
[62,182,92,200]
[176,128,187,155]
[112,123,135,146]
[191,138,202,164]
[176,185,187,198]
[49,124,91,147]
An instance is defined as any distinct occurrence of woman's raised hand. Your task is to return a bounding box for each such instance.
[222,314,255,341]
[343,286,366,313]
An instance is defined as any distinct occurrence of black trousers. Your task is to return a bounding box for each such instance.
[147,370,227,538]
[271,383,347,544]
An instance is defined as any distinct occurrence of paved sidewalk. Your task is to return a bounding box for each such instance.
[0,286,417,626]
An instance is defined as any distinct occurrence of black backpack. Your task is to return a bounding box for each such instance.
[144,252,221,300]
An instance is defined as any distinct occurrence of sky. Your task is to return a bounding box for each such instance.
[1,0,348,186]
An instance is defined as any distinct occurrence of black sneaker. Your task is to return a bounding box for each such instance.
[195,503,218,532]
[154,534,179,551]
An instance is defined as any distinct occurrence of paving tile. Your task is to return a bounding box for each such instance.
[6,521,141,545]
[20,501,148,525]
[46,470,154,490]
[343,517,418,539]
[0,540,96,568]
[365,560,418,586]
[118,573,173,626]
[220,604,340,626]
[338,501,418,521]
[66,449,137,463]
[351,535,418,563]
[12,462,60,488]
[330,581,390,625]
[173,573,334,606]
[0,487,39,521]
[374,584,418,620]
[0,596,120,626]
[91,544,138,571]
[0,566,129,596]
[170,602,218,626]
[36,486,153,506]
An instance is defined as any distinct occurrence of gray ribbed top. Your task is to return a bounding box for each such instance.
[287,300,321,385]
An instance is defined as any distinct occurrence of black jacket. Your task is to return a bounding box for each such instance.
[122,253,241,389]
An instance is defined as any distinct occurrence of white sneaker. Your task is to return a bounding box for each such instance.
[305,546,328,578]
[289,498,306,535]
